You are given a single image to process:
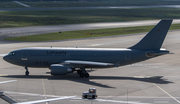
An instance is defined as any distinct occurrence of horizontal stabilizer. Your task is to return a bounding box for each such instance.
[146,51,169,57]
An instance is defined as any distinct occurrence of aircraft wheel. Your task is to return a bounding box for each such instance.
[25,71,29,76]
[92,95,95,99]
[79,73,84,78]
[84,95,87,98]
[85,73,89,78]
[77,70,81,74]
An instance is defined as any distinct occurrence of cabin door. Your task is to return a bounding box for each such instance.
[125,52,130,60]
[66,54,70,59]
[22,51,28,60]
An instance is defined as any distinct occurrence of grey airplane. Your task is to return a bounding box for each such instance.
[3,19,172,78]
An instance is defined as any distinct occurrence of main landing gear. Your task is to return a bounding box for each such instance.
[25,67,29,76]
[77,68,89,78]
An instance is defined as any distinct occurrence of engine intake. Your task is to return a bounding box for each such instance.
[50,64,73,75]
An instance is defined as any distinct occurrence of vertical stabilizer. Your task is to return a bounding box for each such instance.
[129,19,172,50]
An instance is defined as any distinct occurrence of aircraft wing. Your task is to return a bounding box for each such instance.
[62,60,114,66]
[13,96,76,104]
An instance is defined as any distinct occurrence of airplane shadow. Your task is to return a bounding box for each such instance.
[1,74,173,88]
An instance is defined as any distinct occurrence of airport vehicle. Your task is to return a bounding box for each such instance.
[82,88,97,99]
[3,20,172,78]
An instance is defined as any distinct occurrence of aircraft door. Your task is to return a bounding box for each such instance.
[66,54,70,59]
[125,51,130,60]
[22,51,28,60]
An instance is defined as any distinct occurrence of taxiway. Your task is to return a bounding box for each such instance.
[1,19,180,40]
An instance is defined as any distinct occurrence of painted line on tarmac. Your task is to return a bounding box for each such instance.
[42,79,48,104]
[154,98,170,103]
[154,83,180,103]
[99,96,180,99]
[72,98,150,104]
[154,101,169,103]
[4,91,72,98]
[0,80,17,84]
[0,74,9,76]
[2,91,179,104]
[0,54,7,56]
[5,91,180,99]
[13,1,31,7]
[133,76,152,78]
[96,99,150,104]
[133,75,180,79]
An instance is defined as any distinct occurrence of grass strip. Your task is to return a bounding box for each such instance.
[22,0,179,7]
[5,23,180,42]
[1,8,180,28]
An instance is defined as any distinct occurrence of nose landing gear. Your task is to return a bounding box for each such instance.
[25,67,29,75]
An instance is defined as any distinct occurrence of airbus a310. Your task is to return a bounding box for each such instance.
[3,20,172,78]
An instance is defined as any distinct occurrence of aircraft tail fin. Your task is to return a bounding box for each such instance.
[129,19,172,50]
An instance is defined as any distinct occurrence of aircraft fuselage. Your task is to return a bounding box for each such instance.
[3,47,168,68]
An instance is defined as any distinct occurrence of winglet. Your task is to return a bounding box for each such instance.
[129,19,173,50]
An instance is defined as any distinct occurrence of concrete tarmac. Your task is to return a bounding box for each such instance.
[0,29,180,104]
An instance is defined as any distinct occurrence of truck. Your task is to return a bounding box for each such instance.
[82,88,97,99]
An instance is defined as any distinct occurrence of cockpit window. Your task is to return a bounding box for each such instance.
[8,52,15,55]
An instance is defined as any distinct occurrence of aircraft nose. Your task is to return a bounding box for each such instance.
[3,55,9,62]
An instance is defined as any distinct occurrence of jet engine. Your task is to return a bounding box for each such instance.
[50,64,73,75]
